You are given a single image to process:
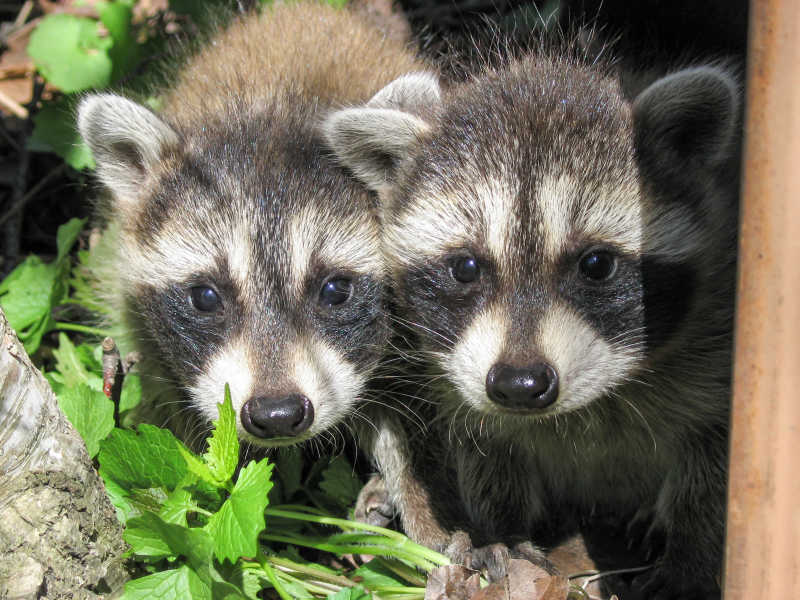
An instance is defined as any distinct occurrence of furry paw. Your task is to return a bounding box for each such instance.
[443,532,553,583]
[354,474,394,527]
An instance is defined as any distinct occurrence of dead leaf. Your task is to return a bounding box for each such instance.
[425,564,481,600]
[471,559,570,600]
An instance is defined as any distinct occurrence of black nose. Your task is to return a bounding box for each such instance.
[485,363,559,410]
[240,394,314,438]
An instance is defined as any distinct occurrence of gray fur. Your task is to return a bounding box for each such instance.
[77,2,428,451]
[328,57,739,600]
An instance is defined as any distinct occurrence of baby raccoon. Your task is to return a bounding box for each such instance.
[323,53,740,598]
[77,2,426,450]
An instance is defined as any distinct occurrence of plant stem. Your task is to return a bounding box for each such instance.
[267,555,356,587]
[54,322,109,337]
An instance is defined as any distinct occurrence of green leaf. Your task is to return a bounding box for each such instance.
[125,511,213,569]
[177,443,218,488]
[27,14,113,92]
[99,425,189,491]
[159,487,194,526]
[56,217,86,263]
[102,475,136,523]
[52,334,103,391]
[119,373,142,413]
[28,100,95,169]
[319,456,362,509]
[56,383,114,458]
[205,459,273,563]
[97,0,141,83]
[0,217,85,353]
[353,561,407,590]
[204,385,239,485]
[122,565,211,600]
[326,586,370,600]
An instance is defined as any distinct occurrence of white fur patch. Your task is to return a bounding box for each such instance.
[291,339,366,438]
[289,204,383,296]
[479,176,516,264]
[188,339,254,429]
[443,305,509,411]
[536,302,639,413]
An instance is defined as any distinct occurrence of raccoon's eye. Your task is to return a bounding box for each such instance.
[190,286,221,312]
[451,256,480,283]
[579,250,617,281]
[320,277,352,306]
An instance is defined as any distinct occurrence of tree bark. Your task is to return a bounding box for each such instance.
[0,308,127,599]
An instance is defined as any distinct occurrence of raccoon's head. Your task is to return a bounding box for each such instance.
[324,62,738,420]
[79,94,388,447]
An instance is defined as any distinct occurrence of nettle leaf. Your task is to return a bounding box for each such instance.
[0,255,57,352]
[99,424,189,491]
[27,13,113,92]
[0,218,85,353]
[28,100,95,169]
[204,386,239,485]
[119,372,142,413]
[205,459,273,563]
[125,512,213,568]
[51,334,103,391]
[56,217,86,261]
[319,456,363,509]
[122,565,211,600]
[353,561,408,590]
[159,487,195,526]
[326,586,371,600]
[56,382,114,458]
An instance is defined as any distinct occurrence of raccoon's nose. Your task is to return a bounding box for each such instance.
[240,394,315,438]
[486,363,559,410]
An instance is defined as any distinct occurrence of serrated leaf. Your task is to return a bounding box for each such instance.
[205,459,273,563]
[99,425,189,491]
[125,511,213,568]
[326,586,371,600]
[159,487,194,526]
[28,100,95,169]
[353,561,408,590]
[122,565,211,600]
[204,385,239,485]
[100,469,136,523]
[177,443,218,488]
[56,217,86,262]
[52,334,103,391]
[56,382,114,458]
[319,456,362,509]
[0,255,57,351]
[0,218,85,353]
[27,14,112,92]
[120,373,142,413]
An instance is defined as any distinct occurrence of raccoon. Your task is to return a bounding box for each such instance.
[77,2,427,450]
[323,52,740,598]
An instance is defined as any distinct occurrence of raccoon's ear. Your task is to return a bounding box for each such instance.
[78,93,179,205]
[632,66,739,182]
[322,72,440,194]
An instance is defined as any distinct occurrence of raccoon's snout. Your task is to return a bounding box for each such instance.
[485,363,559,410]
[240,394,315,438]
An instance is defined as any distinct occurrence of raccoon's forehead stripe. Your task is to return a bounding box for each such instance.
[443,304,508,409]
[122,219,254,290]
[288,205,383,295]
[537,173,643,257]
[478,175,517,264]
